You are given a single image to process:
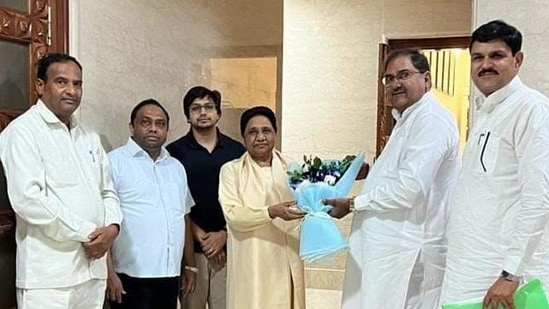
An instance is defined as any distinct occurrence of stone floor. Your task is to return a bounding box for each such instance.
[306,288,342,309]
[176,289,342,309]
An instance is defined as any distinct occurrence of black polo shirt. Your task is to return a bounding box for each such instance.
[166,129,245,253]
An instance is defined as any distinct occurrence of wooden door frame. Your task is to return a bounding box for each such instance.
[376,36,470,156]
[0,0,69,241]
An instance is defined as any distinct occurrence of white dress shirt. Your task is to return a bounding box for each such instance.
[0,100,122,289]
[441,77,549,303]
[109,138,193,278]
[342,91,460,309]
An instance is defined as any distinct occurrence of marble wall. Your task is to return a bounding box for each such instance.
[282,0,471,162]
[70,0,282,150]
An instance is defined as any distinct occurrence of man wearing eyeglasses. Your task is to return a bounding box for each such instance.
[440,20,549,309]
[167,86,245,309]
[324,48,460,308]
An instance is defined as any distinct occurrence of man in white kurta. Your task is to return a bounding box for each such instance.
[325,49,460,308]
[440,20,549,308]
[326,49,459,309]
[0,54,122,308]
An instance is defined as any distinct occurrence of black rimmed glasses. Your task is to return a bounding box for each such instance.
[381,70,425,86]
[190,103,216,114]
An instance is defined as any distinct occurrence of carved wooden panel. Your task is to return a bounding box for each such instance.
[0,0,68,244]
[0,1,67,306]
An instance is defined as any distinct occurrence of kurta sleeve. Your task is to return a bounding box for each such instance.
[355,112,458,213]
[219,163,272,232]
[98,140,122,227]
[503,107,549,276]
[0,126,96,243]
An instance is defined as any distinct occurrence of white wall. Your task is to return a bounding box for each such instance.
[70,0,282,151]
[282,0,471,162]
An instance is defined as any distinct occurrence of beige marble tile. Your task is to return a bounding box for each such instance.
[306,288,342,309]
[305,268,345,290]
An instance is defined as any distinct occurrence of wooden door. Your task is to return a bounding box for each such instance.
[0,1,68,307]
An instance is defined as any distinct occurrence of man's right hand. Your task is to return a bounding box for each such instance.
[268,201,305,221]
[323,198,352,219]
[106,272,126,303]
[83,225,119,259]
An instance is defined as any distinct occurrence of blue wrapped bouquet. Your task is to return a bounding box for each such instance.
[287,152,365,262]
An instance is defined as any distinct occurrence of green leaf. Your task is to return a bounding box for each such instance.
[313,157,322,169]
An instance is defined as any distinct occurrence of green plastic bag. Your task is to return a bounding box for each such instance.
[442,279,549,309]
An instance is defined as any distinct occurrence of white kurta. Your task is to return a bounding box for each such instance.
[441,77,549,304]
[343,91,460,309]
[0,100,122,289]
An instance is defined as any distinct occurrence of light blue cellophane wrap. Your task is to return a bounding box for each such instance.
[290,152,365,262]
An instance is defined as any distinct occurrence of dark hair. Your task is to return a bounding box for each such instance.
[240,106,277,136]
[384,48,430,73]
[37,53,83,82]
[470,20,522,55]
[130,98,170,126]
[182,86,222,118]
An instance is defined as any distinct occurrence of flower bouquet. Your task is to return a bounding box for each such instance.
[287,152,365,262]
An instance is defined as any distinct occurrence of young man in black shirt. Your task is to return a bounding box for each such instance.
[167,86,245,309]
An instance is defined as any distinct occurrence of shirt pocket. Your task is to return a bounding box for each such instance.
[476,133,500,175]
[42,149,75,187]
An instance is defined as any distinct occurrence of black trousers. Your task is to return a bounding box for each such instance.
[108,273,180,309]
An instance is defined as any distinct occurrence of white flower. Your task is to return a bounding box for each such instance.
[324,175,336,185]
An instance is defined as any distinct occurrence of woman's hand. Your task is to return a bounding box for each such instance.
[268,201,305,221]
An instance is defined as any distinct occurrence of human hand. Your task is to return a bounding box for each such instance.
[181,269,196,297]
[106,271,126,303]
[323,198,352,219]
[201,231,227,259]
[208,250,227,271]
[83,225,119,259]
[343,156,369,180]
[268,201,305,221]
[356,162,370,180]
[482,276,519,309]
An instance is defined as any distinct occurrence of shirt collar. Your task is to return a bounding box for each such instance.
[36,99,79,130]
[391,91,433,122]
[475,76,523,114]
[125,137,170,162]
[185,128,226,149]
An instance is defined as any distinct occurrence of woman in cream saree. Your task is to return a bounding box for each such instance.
[219,106,306,309]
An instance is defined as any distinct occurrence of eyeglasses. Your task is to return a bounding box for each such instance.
[190,103,216,114]
[381,70,425,86]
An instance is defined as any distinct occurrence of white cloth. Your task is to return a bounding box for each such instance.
[441,77,549,304]
[0,100,122,289]
[16,279,106,309]
[109,138,193,278]
[343,91,460,309]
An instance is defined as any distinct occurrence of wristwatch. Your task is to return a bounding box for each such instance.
[501,270,521,282]
[348,198,355,213]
